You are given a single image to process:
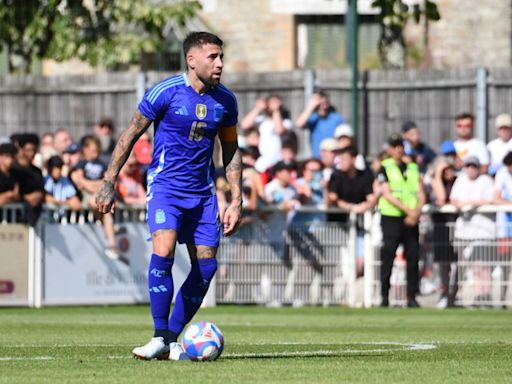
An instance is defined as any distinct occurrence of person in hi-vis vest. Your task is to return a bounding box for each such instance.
[377,133,426,308]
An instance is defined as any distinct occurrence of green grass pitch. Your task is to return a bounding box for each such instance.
[0,306,511,383]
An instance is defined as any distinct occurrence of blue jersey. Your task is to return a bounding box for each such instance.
[139,73,238,199]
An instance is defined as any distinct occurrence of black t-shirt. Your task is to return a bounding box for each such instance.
[0,169,17,193]
[328,168,374,222]
[11,163,44,196]
[75,159,107,180]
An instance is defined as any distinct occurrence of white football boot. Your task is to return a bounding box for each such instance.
[168,342,190,361]
[132,337,170,360]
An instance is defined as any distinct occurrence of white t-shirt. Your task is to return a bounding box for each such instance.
[486,138,512,175]
[255,114,293,170]
[454,138,490,165]
[494,166,512,237]
[264,179,298,204]
[450,173,494,203]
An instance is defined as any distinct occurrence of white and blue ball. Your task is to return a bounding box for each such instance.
[181,321,224,361]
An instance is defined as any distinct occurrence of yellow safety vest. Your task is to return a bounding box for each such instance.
[378,158,420,217]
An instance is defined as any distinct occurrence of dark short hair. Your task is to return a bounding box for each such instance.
[47,155,64,173]
[98,117,115,132]
[183,31,223,57]
[338,146,358,157]
[241,145,260,160]
[80,134,101,150]
[18,133,40,148]
[455,112,474,122]
[504,151,512,166]
[0,143,17,156]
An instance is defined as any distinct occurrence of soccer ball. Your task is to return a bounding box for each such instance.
[181,321,224,361]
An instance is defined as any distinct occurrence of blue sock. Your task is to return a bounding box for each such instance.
[168,258,218,341]
[148,253,174,343]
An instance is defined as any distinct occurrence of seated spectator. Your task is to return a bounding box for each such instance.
[453,112,489,174]
[94,117,116,166]
[333,124,366,170]
[0,143,19,206]
[438,140,463,171]
[240,146,265,211]
[295,90,344,159]
[44,155,81,211]
[53,128,73,156]
[241,127,260,149]
[451,155,495,306]
[265,160,300,214]
[117,153,146,206]
[62,142,82,178]
[241,95,293,172]
[493,151,512,306]
[401,121,436,174]
[327,146,375,276]
[11,133,45,225]
[133,132,152,172]
[487,113,512,176]
[429,157,458,308]
[294,158,326,223]
[71,135,119,260]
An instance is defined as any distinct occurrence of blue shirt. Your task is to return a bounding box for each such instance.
[44,176,77,201]
[308,111,344,159]
[139,73,238,199]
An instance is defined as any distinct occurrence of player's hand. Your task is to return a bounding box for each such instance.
[95,179,116,214]
[223,202,242,237]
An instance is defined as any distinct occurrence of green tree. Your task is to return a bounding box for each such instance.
[0,0,201,73]
[371,0,440,69]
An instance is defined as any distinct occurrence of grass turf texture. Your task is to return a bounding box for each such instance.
[0,306,511,383]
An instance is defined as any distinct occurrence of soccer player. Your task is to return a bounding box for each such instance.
[95,32,242,360]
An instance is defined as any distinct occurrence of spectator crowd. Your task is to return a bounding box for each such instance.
[1,91,511,308]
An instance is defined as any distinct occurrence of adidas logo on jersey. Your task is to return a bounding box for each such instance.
[174,106,189,116]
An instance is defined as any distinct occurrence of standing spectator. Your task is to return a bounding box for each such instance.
[117,153,146,206]
[429,157,458,308]
[242,127,260,149]
[438,140,463,171]
[0,143,19,206]
[319,138,339,183]
[451,156,495,306]
[265,161,300,213]
[493,151,512,306]
[327,146,375,275]
[294,158,327,223]
[11,134,45,225]
[241,95,293,172]
[33,132,57,173]
[333,124,366,171]
[240,146,265,211]
[401,121,436,174]
[487,113,512,176]
[62,142,82,178]
[53,128,73,156]
[377,133,426,307]
[71,135,119,260]
[295,90,344,159]
[453,112,489,174]
[94,117,117,166]
[44,155,81,211]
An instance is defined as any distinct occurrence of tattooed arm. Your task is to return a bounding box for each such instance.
[95,110,152,213]
[220,126,242,236]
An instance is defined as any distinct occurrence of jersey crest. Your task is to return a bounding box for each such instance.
[196,104,207,120]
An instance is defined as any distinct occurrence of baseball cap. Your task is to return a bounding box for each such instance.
[320,138,339,152]
[387,133,404,147]
[334,124,353,139]
[495,113,512,129]
[439,140,456,155]
[401,121,417,133]
[64,143,81,154]
[464,155,480,167]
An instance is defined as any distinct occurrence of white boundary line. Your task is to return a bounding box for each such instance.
[0,342,437,362]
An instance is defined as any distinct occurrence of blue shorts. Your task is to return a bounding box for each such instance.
[146,194,221,247]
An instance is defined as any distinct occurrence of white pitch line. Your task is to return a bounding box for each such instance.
[0,342,437,362]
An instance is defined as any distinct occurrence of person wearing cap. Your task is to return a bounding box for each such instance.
[453,112,489,174]
[450,155,495,306]
[295,90,344,159]
[333,124,367,171]
[264,160,300,213]
[377,133,426,307]
[487,113,512,175]
[319,138,339,183]
[0,143,20,207]
[401,121,436,174]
